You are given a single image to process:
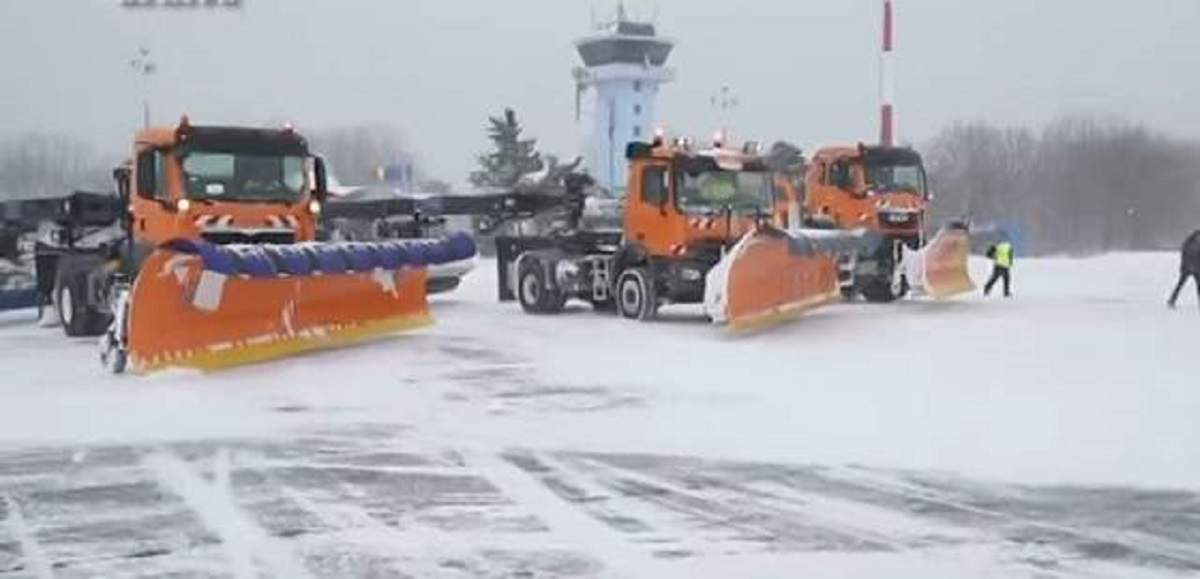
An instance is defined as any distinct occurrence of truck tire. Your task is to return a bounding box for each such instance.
[517,259,565,314]
[55,268,108,337]
[616,267,657,321]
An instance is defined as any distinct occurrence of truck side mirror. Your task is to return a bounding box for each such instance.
[113,167,131,202]
[313,156,329,203]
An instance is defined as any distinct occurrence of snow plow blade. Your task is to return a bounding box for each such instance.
[126,233,476,374]
[705,227,873,331]
[906,223,974,299]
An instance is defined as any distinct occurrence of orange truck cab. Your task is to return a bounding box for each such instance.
[125,118,326,249]
[46,118,330,338]
[803,144,929,301]
[623,140,772,263]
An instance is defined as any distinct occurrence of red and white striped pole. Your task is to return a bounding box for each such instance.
[880,0,895,147]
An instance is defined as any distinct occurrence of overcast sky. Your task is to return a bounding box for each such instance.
[2,0,1199,186]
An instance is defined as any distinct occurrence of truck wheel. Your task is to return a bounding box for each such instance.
[517,260,565,314]
[616,268,657,321]
[55,270,107,337]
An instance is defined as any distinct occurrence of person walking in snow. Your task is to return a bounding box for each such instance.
[984,239,1014,297]
[1167,229,1200,308]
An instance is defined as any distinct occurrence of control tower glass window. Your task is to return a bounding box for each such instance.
[634,104,642,115]
[633,80,642,93]
[633,126,642,138]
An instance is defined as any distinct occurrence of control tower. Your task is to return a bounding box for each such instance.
[573,3,675,196]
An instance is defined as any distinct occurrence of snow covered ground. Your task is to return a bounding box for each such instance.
[0,252,1196,578]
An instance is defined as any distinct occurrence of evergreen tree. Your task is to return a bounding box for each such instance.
[469,108,543,189]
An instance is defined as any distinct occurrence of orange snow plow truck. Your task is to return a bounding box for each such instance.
[39,117,475,374]
[786,144,973,301]
[494,136,873,330]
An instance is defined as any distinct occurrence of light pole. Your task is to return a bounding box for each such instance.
[710,85,739,142]
[130,48,156,129]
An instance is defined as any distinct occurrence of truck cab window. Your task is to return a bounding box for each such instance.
[640,166,668,205]
[154,151,168,201]
[135,150,157,199]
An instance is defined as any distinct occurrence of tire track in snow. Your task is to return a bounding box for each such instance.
[473,451,677,578]
[580,455,896,552]
[144,448,313,579]
[2,495,52,579]
[821,466,1200,572]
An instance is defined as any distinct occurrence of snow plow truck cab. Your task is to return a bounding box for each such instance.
[125,119,324,247]
[801,144,973,302]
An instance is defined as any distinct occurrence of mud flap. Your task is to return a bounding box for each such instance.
[704,227,868,331]
[901,225,974,299]
[126,234,475,374]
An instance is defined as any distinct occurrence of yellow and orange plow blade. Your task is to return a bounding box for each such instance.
[910,225,974,299]
[126,235,475,373]
[704,227,868,331]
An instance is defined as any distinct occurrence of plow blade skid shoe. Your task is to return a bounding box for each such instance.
[127,234,476,373]
[919,226,974,298]
[704,227,846,331]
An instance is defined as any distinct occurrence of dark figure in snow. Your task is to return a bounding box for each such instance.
[1167,230,1200,308]
[984,240,1014,297]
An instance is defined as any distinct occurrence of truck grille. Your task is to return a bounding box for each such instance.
[201,230,296,245]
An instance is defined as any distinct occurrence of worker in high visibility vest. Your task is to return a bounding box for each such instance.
[984,240,1014,297]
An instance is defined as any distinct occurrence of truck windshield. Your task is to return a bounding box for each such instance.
[677,169,773,215]
[182,152,307,202]
[866,163,926,196]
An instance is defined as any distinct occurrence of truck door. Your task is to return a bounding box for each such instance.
[623,161,679,256]
[129,148,175,245]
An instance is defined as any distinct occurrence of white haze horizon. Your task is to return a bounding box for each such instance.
[1,0,1199,188]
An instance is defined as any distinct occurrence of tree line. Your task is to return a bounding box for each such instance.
[924,117,1200,255]
[0,123,447,202]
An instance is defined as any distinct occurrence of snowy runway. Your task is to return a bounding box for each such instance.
[0,253,1196,577]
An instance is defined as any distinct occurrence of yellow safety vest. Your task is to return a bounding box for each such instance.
[994,242,1014,268]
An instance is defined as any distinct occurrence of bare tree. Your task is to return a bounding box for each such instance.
[926,117,1200,255]
[0,133,110,200]
[307,124,418,186]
